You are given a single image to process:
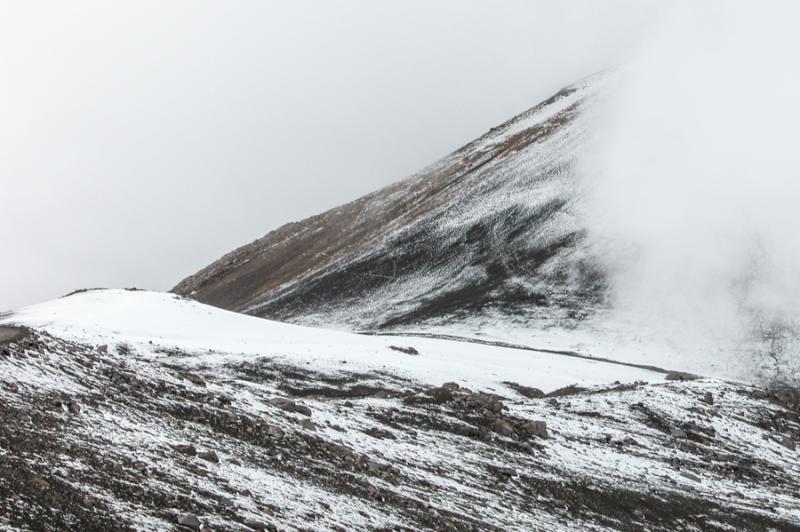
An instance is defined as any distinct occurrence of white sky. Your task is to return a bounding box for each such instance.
[0,0,660,310]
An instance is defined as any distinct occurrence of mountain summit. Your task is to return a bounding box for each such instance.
[173,78,603,332]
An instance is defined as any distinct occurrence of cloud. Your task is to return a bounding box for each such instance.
[580,1,800,384]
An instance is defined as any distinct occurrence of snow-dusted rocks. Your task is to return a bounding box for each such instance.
[0,289,798,530]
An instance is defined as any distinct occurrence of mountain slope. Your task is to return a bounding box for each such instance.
[173,78,602,332]
[1,289,798,531]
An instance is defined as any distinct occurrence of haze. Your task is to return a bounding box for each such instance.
[0,0,658,310]
[581,0,800,381]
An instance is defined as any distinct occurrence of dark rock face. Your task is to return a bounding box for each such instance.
[172,82,606,331]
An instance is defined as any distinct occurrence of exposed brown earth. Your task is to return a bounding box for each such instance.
[172,84,601,331]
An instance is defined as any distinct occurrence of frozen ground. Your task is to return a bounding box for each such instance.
[0,289,798,530]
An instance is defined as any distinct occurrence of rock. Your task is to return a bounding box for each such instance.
[68,400,81,414]
[269,397,296,411]
[269,397,311,416]
[244,518,269,530]
[183,372,206,387]
[520,420,548,439]
[512,384,545,399]
[487,464,517,478]
[493,420,514,437]
[665,372,699,381]
[301,419,316,431]
[389,345,419,355]
[97,344,108,354]
[670,428,687,438]
[198,450,219,463]
[177,513,202,530]
[266,425,285,438]
[173,444,197,456]
[781,436,796,450]
[441,382,460,391]
[546,384,587,397]
[702,392,714,405]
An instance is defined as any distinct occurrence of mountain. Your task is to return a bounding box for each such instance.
[1,289,798,531]
[173,77,603,334]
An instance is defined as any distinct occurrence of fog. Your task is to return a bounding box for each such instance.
[0,0,658,310]
[581,1,800,382]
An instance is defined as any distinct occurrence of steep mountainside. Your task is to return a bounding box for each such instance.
[173,78,603,331]
[1,290,798,531]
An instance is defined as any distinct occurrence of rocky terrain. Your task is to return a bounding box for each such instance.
[0,290,798,531]
[173,77,600,333]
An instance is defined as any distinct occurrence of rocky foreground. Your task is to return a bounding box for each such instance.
[0,309,799,531]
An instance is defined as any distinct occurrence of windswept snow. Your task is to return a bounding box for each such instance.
[3,289,667,394]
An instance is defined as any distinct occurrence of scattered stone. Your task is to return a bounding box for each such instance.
[97,344,108,354]
[68,400,81,414]
[493,420,514,437]
[546,384,586,398]
[243,518,270,530]
[269,397,311,416]
[389,345,419,355]
[183,372,206,387]
[665,372,699,382]
[522,420,549,439]
[487,464,517,478]
[365,427,396,439]
[441,382,460,391]
[781,436,796,450]
[266,425,285,438]
[504,381,545,399]
[301,419,317,431]
[670,428,687,439]
[702,392,714,405]
[177,513,202,530]
[173,444,197,456]
[269,397,297,411]
[198,450,219,463]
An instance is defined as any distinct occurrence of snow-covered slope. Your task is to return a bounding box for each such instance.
[171,74,797,388]
[1,289,798,530]
[6,289,663,394]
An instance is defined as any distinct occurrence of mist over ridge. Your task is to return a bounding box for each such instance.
[579,1,800,385]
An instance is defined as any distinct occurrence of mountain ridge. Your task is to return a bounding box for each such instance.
[172,79,601,332]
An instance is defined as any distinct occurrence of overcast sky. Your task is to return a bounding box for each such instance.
[0,0,659,310]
